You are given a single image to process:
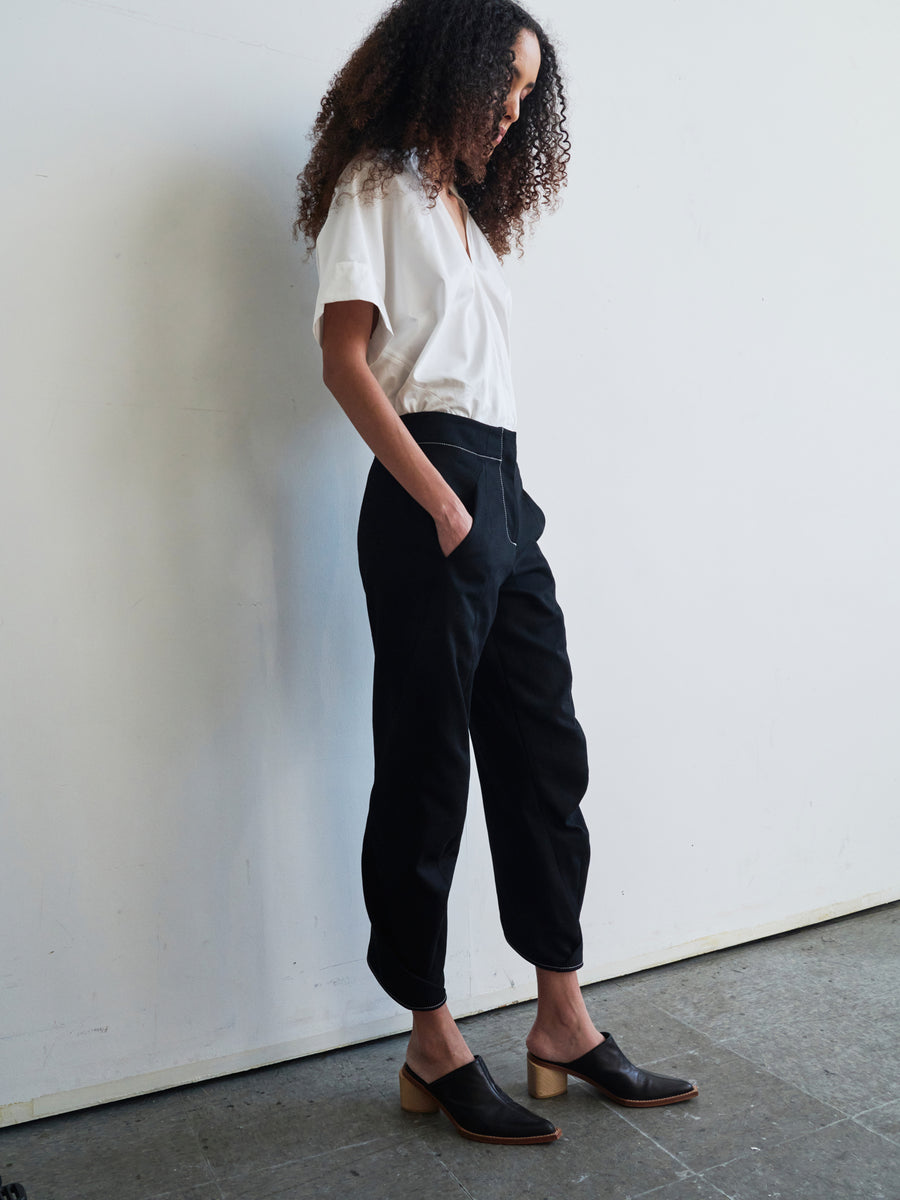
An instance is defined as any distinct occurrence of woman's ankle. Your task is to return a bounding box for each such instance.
[526,1022,604,1064]
[406,1004,474,1083]
[526,968,604,1062]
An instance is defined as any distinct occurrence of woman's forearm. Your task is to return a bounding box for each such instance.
[323,344,473,556]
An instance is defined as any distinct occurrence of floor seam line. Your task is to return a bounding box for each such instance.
[606,1104,696,1177]
[435,1153,477,1199]
[629,1169,703,1198]
[686,1114,856,1177]
[849,1096,900,1118]
[633,1173,737,1200]
[849,1115,900,1148]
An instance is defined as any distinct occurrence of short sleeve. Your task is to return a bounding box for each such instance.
[312,160,396,346]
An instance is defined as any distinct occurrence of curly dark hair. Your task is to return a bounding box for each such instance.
[294,0,570,258]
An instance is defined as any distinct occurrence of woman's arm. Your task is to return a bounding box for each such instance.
[320,299,473,557]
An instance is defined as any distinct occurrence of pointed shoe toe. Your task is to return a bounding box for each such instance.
[400,1055,560,1144]
[527,1033,698,1108]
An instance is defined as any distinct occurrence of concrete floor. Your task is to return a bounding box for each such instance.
[2,902,899,1200]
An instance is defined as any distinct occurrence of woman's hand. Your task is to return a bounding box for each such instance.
[435,502,473,558]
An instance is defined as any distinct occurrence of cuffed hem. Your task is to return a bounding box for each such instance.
[530,959,584,973]
[367,941,447,1011]
[507,938,585,974]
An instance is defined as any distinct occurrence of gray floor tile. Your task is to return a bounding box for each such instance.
[0,1098,214,1200]
[622,905,900,1046]
[216,1137,464,1200]
[760,904,900,1002]
[187,1087,401,1182]
[854,1098,900,1146]
[195,1040,395,1111]
[614,941,813,1044]
[611,1040,843,1173]
[703,1118,900,1200]
[716,994,900,1117]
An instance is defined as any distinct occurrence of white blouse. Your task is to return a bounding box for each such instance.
[313,155,517,430]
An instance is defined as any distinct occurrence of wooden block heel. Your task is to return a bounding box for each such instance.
[399,1066,440,1113]
[527,1055,569,1099]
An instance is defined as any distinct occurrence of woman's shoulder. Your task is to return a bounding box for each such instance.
[333,152,423,206]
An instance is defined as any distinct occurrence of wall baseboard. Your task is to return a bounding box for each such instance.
[3,888,896,1128]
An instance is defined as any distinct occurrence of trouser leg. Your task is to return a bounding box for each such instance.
[357,426,505,1010]
[470,525,590,972]
[357,413,590,1009]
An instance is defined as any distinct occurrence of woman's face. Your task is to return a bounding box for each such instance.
[455,27,541,177]
[491,28,541,153]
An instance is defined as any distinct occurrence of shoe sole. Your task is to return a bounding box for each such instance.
[400,1065,561,1144]
[527,1053,699,1108]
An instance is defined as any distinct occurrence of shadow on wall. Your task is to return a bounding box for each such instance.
[43,152,376,1069]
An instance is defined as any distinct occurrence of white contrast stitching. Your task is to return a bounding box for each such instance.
[499,429,517,547]
[416,438,501,462]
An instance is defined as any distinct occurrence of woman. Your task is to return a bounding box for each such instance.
[296,0,698,1145]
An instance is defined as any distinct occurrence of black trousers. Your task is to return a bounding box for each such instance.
[358,412,590,1010]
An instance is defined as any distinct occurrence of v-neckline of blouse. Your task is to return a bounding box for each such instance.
[440,183,472,263]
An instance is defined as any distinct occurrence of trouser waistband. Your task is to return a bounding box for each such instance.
[401,411,516,465]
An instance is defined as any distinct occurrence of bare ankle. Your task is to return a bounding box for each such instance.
[526,969,604,1062]
[406,1005,474,1083]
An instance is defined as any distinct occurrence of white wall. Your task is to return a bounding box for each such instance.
[2,0,898,1125]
